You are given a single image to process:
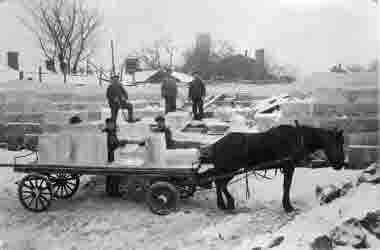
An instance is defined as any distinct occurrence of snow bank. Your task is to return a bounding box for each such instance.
[238,175,380,250]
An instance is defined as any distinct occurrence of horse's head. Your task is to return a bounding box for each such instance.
[321,128,346,170]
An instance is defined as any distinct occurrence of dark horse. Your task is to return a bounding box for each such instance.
[199,124,346,213]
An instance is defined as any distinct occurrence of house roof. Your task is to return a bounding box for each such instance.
[122,70,194,84]
[122,70,159,84]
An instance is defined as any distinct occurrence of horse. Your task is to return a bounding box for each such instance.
[199,124,346,213]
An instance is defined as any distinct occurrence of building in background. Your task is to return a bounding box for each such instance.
[7,51,19,71]
[194,33,211,79]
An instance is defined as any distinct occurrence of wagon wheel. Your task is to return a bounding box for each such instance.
[179,185,196,199]
[18,174,53,212]
[49,173,80,199]
[146,182,179,215]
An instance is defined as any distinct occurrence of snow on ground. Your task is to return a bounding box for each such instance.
[0,148,362,250]
[236,182,380,250]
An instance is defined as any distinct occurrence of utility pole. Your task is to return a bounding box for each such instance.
[111,40,116,76]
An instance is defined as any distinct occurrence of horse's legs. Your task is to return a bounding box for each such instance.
[215,181,227,210]
[282,165,295,213]
[220,177,235,210]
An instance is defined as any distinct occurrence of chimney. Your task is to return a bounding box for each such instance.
[255,49,265,65]
[7,51,19,71]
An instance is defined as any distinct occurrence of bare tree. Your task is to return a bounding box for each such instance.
[211,40,235,59]
[346,64,366,72]
[132,36,177,70]
[368,59,378,72]
[182,38,236,76]
[19,0,102,79]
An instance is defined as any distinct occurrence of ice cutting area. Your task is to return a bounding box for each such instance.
[0,75,378,250]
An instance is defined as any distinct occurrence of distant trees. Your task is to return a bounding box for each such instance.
[330,64,347,73]
[131,36,177,70]
[346,64,366,73]
[182,38,237,79]
[331,60,378,73]
[19,0,102,79]
[135,33,296,82]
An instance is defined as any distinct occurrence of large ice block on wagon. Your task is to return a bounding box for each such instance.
[146,132,166,168]
[38,133,71,164]
[70,132,108,165]
[118,122,151,141]
[165,149,200,167]
[280,100,314,118]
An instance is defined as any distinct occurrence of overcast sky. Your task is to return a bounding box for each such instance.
[0,0,378,75]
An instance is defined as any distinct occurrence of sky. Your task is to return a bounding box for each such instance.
[0,0,378,76]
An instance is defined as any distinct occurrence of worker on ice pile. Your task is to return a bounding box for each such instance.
[153,115,205,149]
[188,71,206,120]
[161,68,178,114]
[102,118,145,196]
[106,74,137,124]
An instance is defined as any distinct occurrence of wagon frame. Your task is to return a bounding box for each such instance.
[0,149,330,215]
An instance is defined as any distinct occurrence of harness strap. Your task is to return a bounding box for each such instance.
[245,171,250,200]
[294,120,307,163]
[244,134,250,200]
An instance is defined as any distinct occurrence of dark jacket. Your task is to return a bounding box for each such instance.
[106,83,128,106]
[103,128,119,151]
[188,77,206,100]
[161,78,178,98]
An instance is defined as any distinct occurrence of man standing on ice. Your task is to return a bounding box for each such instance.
[161,68,178,114]
[188,71,206,120]
[106,74,136,123]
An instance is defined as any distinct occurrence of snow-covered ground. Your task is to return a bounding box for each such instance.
[0,148,365,250]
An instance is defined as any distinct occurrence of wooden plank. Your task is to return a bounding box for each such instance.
[8,163,197,176]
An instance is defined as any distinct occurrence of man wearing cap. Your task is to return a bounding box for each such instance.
[161,68,178,114]
[153,115,204,149]
[106,75,135,123]
[188,71,206,120]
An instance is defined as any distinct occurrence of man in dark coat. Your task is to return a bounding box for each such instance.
[161,68,178,114]
[102,118,145,196]
[153,115,205,149]
[106,75,135,123]
[188,71,206,120]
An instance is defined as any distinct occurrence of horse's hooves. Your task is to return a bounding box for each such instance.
[217,204,227,210]
[284,206,295,213]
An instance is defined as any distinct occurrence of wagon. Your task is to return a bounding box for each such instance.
[0,152,204,216]
[0,149,331,215]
